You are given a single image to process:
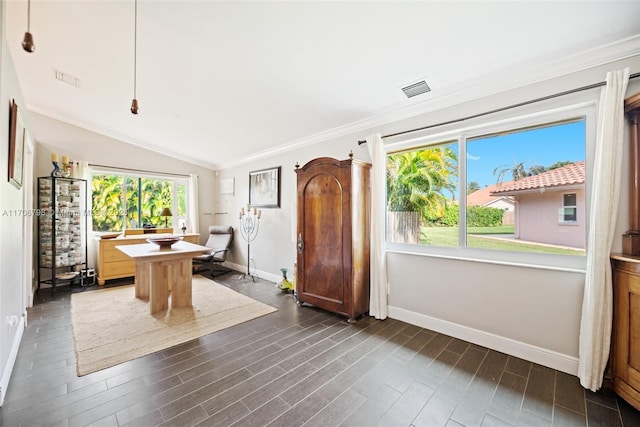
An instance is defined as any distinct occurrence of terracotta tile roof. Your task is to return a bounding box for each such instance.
[490,161,585,195]
[467,183,514,206]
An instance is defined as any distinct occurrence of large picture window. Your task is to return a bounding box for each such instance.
[385,104,591,265]
[91,170,189,232]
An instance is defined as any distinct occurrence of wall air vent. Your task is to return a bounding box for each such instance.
[52,68,81,88]
[401,80,430,98]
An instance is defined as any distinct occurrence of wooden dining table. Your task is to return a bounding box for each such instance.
[116,240,211,314]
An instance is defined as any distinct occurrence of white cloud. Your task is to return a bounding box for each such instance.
[467,153,481,160]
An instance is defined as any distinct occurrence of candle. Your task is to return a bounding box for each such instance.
[51,154,58,162]
[247,203,250,210]
[61,155,69,164]
[241,207,245,215]
[257,210,262,219]
[239,212,242,219]
[253,208,257,215]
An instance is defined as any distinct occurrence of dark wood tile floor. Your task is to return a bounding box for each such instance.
[1,272,639,427]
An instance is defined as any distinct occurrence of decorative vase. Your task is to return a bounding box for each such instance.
[277,268,294,292]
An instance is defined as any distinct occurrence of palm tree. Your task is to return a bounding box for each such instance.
[493,161,530,184]
[387,146,458,219]
[386,146,457,243]
[528,164,547,176]
[494,160,574,184]
[467,181,481,194]
[91,174,124,231]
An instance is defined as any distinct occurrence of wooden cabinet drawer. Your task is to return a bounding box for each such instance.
[103,248,133,263]
[183,235,199,244]
[103,260,135,277]
[102,239,142,250]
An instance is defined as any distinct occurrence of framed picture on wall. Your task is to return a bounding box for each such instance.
[8,99,25,189]
[249,166,281,208]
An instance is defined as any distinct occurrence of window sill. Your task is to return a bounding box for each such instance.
[386,242,586,274]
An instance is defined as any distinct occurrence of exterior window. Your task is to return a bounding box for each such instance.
[467,120,585,255]
[386,143,458,246]
[563,193,577,222]
[91,171,188,232]
[386,114,588,259]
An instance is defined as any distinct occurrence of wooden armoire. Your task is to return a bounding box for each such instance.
[610,91,640,411]
[294,154,371,322]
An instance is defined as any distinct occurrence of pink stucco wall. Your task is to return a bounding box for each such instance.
[514,188,586,249]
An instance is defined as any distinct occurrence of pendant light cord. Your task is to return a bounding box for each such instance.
[133,0,137,99]
[26,0,31,31]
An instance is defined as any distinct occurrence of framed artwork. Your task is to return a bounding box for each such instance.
[220,177,235,195]
[249,166,281,208]
[8,99,25,189]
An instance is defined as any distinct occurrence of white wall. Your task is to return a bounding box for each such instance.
[0,2,30,404]
[218,57,640,374]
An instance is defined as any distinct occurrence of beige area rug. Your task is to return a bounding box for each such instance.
[70,275,277,376]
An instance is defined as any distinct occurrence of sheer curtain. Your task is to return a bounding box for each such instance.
[578,68,630,391]
[188,174,200,234]
[366,133,389,319]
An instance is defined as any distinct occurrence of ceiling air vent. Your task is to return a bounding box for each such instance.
[401,80,430,98]
[52,68,81,88]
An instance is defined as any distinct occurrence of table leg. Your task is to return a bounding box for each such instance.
[171,258,193,308]
[149,262,169,314]
[135,260,151,299]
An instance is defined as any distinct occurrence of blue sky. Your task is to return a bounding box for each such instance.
[465,120,586,188]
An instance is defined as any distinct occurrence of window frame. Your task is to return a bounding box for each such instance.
[384,99,597,272]
[90,167,190,233]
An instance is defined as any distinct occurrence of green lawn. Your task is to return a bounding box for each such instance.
[468,225,514,235]
[420,226,585,255]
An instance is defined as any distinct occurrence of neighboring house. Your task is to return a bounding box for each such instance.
[467,184,515,225]
[490,161,586,249]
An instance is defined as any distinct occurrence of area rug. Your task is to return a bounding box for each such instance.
[70,275,277,376]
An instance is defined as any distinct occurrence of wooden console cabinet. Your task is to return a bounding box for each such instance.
[95,233,199,285]
[611,254,640,411]
[294,154,371,322]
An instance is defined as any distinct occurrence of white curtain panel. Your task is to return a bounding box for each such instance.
[188,174,200,234]
[366,133,389,319]
[578,68,630,391]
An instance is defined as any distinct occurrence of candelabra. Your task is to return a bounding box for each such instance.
[238,205,261,281]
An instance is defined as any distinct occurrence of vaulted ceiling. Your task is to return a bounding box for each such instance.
[5,1,639,169]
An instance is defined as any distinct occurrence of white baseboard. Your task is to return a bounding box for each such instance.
[388,305,579,376]
[221,262,281,284]
[0,316,25,407]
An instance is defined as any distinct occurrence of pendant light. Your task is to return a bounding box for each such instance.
[130,0,139,114]
[22,0,35,52]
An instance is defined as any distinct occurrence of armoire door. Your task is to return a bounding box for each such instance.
[297,162,352,314]
[612,259,640,411]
